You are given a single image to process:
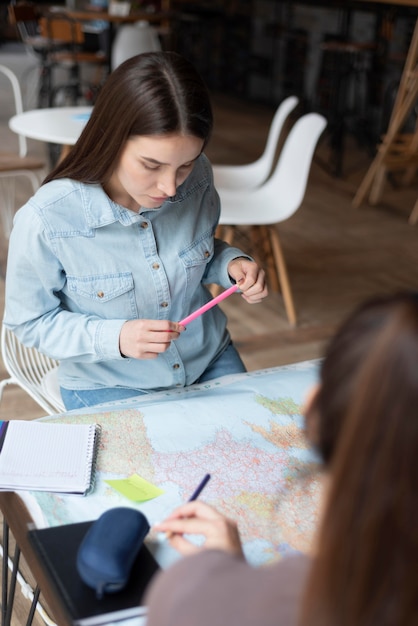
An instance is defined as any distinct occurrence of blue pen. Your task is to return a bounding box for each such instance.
[159,474,211,541]
[187,473,211,501]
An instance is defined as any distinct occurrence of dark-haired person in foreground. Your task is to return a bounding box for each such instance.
[146,292,418,626]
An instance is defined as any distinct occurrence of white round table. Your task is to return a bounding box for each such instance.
[9,106,93,147]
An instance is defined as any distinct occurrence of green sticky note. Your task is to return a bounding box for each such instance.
[105,474,164,502]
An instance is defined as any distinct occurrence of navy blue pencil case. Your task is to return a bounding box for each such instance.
[76,507,150,599]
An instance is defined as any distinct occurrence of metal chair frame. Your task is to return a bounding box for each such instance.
[0,325,64,416]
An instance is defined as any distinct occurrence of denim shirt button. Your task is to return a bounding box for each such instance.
[204,250,210,258]
[161,301,168,308]
[140,221,148,229]
[173,363,180,369]
[152,263,160,270]
[97,291,104,298]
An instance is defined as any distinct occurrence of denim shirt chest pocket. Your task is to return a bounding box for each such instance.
[178,233,214,289]
[66,272,138,319]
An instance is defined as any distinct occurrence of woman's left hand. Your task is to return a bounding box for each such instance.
[227,257,268,303]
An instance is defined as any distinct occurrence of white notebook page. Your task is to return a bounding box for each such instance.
[0,421,97,493]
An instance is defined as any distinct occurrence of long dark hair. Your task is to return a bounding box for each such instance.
[43,51,213,185]
[302,292,418,625]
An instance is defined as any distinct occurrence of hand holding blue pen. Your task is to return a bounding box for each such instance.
[159,474,211,541]
[155,481,243,557]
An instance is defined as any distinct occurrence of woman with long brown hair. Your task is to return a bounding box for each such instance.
[4,52,267,410]
[146,292,418,626]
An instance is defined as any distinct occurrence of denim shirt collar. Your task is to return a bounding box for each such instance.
[81,183,144,228]
[71,153,211,230]
[81,182,181,229]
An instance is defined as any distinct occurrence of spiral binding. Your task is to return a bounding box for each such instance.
[84,424,102,496]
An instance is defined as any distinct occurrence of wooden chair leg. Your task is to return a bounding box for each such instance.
[213,225,235,296]
[408,196,418,225]
[403,123,418,184]
[368,164,387,205]
[218,225,235,246]
[352,145,386,208]
[257,225,280,292]
[268,226,297,326]
[353,67,418,209]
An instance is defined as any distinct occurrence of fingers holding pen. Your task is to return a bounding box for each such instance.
[119,319,184,359]
[239,268,268,303]
[163,500,221,522]
[227,258,268,303]
[154,501,244,558]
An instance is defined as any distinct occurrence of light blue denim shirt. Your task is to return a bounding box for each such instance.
[4,154,248,391]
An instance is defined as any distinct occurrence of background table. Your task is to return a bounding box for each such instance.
[1,361,323,626]
[46,7,173,73]
[9,106,92,163]
[9,106,92,160]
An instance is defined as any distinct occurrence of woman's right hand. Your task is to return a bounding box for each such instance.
[153,501,244,558]
[119,319,184,359]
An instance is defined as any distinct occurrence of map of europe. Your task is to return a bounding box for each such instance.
[26,362,323,570]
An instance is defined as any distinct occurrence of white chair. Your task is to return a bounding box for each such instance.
[0,326,61,626]
[0,325,65,415]
[216,112,327,327]
[0,64,46,238]
[212,95,299,190]
[111,21,162,71]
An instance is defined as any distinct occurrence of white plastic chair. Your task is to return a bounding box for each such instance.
[217,112,327,327]
[0,325,65,415]
[111,21,162,71]
[212,95,299,190]
[0,64,46,238]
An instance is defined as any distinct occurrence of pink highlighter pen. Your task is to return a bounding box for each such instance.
[179,284,239,327]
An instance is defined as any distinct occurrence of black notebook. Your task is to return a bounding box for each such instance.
[28,521,160,626]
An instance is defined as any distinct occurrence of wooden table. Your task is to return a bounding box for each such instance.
[0,362,322,626]
[0,492,70,626]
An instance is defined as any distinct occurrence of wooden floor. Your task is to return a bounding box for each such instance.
[0,47,418,626]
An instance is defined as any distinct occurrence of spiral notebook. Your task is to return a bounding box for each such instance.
[0,420,100,495]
